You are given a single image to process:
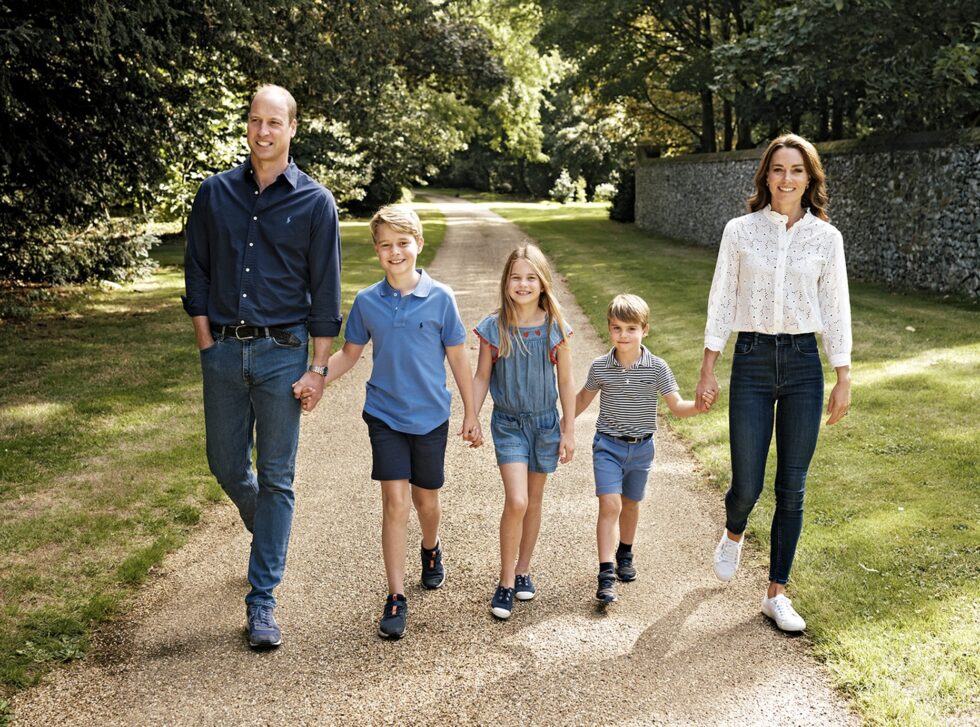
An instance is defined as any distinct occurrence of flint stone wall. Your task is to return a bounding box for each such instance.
[634,129,980,298]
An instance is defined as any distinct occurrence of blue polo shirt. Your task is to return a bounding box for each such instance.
[345,269,467,434]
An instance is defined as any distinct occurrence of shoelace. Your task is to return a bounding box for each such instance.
[772,596,794,617]
[719,539,740,562]
[250,606,275,629]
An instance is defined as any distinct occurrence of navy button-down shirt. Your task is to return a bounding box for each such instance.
[182,159,342,337]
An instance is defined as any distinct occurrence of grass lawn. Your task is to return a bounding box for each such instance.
[439,194,979,726]
[0,210,444,715]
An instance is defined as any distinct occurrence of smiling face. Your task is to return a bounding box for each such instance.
[374,222,422,279]
[766,147,809,212]
[246,89,297,168]
[506,258,543,309]
[608,316,648,358]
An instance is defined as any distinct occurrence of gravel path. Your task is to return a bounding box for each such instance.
[12,196,856,726]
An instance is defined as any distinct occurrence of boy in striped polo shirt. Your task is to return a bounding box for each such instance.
[573,294,713,604]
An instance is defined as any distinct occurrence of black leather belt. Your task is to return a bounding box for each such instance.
[605,432,653,444]
[212,325,298,341]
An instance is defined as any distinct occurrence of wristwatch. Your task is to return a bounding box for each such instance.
[307,364,328,376]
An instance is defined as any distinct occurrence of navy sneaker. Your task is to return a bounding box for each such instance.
[616,552,637,582]
[514,573,536,601]
[379,594,408,639]
[421,541,446,589]
[246,604,282,649]
[596,571,618,604]
[490,584,514,619]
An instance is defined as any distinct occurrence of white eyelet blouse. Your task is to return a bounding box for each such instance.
[704,205,852,368]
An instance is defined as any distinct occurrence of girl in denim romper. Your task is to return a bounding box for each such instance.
[472,244,576,620]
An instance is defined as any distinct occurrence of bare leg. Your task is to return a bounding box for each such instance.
[381,480,411,595]
[515,471,547,574]
[597,494,623,563]
[618,496,641,547]
[498,463,529,588]
[411,485,441,551]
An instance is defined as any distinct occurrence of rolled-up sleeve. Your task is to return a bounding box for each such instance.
[307,191,343,337]
[704,219,740,353]
[818,229,852,367]
[182,181,212,317]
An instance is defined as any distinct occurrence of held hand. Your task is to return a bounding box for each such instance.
[825,379,851,425]
[696,371,720,413]
[559,431,575,464]
[460,416,483,448]
[292,371,325,413]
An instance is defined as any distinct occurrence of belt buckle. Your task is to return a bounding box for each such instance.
[233,325,256,340]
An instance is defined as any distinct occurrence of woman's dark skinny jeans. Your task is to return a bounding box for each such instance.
[726,332,824,585]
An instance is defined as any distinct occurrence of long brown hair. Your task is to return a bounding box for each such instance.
[496,244,570,358]
[748,134,830,221]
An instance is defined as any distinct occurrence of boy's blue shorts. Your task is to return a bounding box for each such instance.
[363,411,448,489]
[491,408,561,474]
[592,431,655,501]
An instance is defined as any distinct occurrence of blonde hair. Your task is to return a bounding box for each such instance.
[607,294,649,327]
[748,134,830,221]
[369,204,423,244]
[496,244,570,359]
[252,84,297,123]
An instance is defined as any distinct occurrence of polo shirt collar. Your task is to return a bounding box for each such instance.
[378,269,433,298]
[605,344,655,369]
[241,157,299,188]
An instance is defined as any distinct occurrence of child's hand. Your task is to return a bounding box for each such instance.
[460,416,483,448]
[699,388,717,411]
[559,431,575,464]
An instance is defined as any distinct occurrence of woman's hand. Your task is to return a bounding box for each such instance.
[826,366,851,425]
[696,370,720,412]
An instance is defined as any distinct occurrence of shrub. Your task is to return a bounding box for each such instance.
[609,168,635,222]
[549,168,577,203]
[593,182,617,203]
[0,221,159,285]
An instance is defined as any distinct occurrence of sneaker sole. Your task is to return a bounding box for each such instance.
[490,606,512,619]
[762,610,806,632]
[378,627,406,640]
[514,591,535,601]
[595,593,618,604]
[247,637,282,649]
[616,573,636,582]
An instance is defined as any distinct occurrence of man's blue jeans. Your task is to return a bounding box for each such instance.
[199,325,307,607]
[726,332,824,585]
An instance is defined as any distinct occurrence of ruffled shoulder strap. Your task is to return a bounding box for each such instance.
[473,313,502,362]
[548,318,573,364]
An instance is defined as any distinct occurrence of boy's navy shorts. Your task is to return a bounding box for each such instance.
[362,411,449,489]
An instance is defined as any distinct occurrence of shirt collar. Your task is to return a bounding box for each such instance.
[604,345,654,369]
[242,157,299,188]
[378,269,433,298]
[763,204,812,227]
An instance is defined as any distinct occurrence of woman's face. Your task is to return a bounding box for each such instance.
[766,147,810,211]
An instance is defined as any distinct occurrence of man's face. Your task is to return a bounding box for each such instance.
[246,90,297,167]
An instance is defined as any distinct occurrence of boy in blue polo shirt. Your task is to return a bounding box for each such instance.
[573,294,712,605]
[313,205,481,639]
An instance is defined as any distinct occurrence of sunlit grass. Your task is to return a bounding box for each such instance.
[465,195,980,726]
[0,209,445,703]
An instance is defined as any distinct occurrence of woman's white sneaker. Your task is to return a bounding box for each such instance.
[761,593,806,632]
[712,532,743,581]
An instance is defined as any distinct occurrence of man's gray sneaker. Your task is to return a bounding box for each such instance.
[246,604,282,649]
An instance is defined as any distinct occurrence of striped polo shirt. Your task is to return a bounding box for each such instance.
[585,346,679,438]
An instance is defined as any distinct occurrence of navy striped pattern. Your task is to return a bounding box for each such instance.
[585,347,679,438]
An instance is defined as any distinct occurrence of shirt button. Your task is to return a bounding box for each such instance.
[242,293,247,298]
[253,216,257,221]
[254,191,258,195]
[245,267,250,272]
[249,243,254,247]
[240,320,245,324]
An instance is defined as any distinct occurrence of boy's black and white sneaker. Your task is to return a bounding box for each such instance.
[420,541,446,589]
[490,585,515,619]
[615,552,637,582]
[378,594,408,639]
[514,573,536,601]
[596,571,618,604]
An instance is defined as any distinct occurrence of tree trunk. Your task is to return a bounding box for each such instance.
[736,112,754,149]
[700,90,717,152]
[817,95,830,141]
[831,97,844,140]
[791,112,801,134]
[723,99,734,151]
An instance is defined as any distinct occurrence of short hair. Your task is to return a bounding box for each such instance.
[749,134,829,221]
[607,294,649,327]
[252,84,297,123]
[369,204,423,243]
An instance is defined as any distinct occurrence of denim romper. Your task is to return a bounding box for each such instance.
[474,313,571,473]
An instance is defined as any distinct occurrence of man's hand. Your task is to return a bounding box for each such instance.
[460,415,483,448]
[292,371,325,413]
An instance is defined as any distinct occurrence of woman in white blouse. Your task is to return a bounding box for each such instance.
[696,134,852,632]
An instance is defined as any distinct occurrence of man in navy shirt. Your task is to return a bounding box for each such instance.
[183,85,341,649]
